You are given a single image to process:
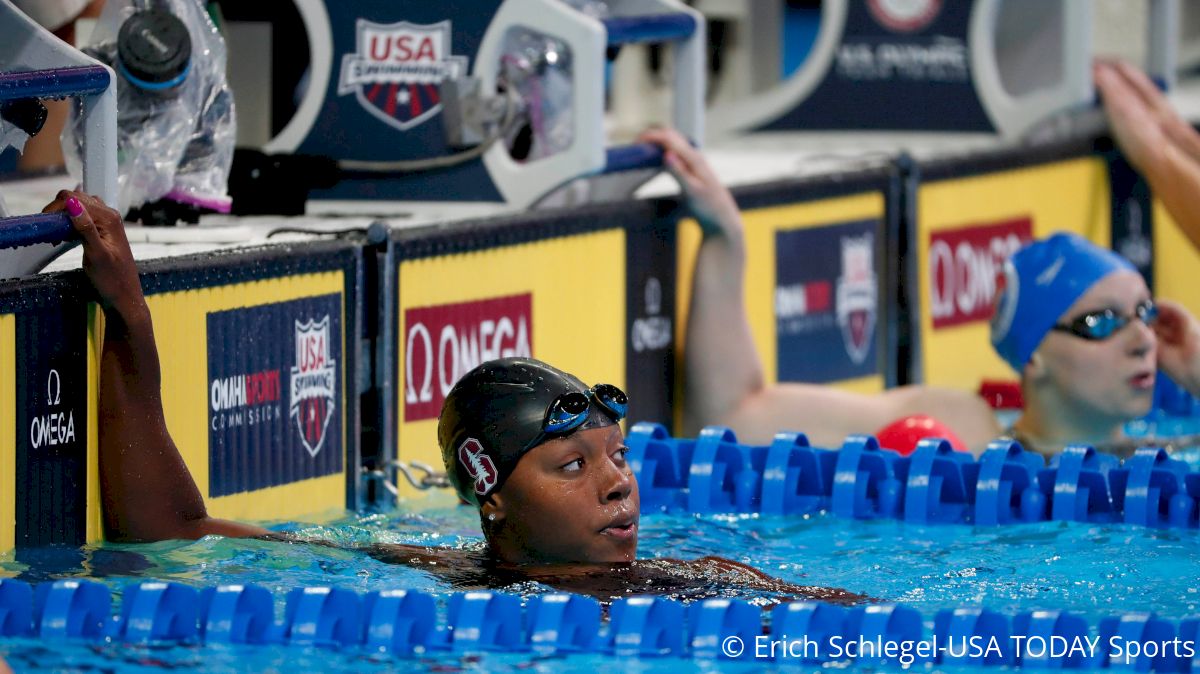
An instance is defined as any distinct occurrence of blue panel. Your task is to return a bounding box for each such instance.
[0,212,75,249]
[624,218,675,430]
[783,4,822,78]
[299,1,505,201]
[207,294,344,496]
[760,1,995,132]
[1107,153,1154,290]
[15,302,88,546]
[775,219,881,383]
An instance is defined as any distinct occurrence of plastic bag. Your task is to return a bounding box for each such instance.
[500,27,575,163]
[63,0,235,217]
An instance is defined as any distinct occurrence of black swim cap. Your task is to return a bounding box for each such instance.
[438,357,620,507]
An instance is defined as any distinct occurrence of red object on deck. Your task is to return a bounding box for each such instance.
[978,380,1024,410]
[875,414,967,456]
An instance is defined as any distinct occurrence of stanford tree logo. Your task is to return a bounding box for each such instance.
[458,438,498,496]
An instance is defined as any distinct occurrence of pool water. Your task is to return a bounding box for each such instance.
[1,490,1198,672]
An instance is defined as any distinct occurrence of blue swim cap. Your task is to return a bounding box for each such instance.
[990,233,1136,373]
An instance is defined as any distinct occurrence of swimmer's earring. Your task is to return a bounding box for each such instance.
[1025,351,1048,381]
[487,513,497,521]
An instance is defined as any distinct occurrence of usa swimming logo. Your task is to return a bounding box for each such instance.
[337,19,469,131]
[290,317,337,458]
[836,234,877,365]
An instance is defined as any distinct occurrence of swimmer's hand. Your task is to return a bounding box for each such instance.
[42,191,145,318]
[638,127,743,240]
[1095,61,1200,254]
[1094,61,1200,181]
[1154,299,1200,398]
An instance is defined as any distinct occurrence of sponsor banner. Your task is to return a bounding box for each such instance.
[395,229,626,497]
[15,303,88,546]
[916,157,1111,387]
[299,2,505,201]
[760,0,992,132]
[148,269,349,520]
[625,221,676,428]
[337,19,469,132]
[1107,154,1155,289]
[775,220,881,383]
[928,218,1033,330]
[403,294,533,422]
[207,294,344,497]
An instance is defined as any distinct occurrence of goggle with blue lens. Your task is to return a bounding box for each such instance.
[1050,299,1158,341]
[523,384,628,452]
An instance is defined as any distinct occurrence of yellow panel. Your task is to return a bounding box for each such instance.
[145,272,347,521]
[86,305,103,543]
[675,193,888,411]
[396,230,626,499]
[206,473,345,522]
[916,157,1111,389]
[0,314,14,553]
[1153,201,1200,317]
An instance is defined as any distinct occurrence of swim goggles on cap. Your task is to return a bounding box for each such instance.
[1050,299,1158,341]
[522,383,629,451]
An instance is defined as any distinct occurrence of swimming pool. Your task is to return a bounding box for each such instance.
[2,485,1198,672]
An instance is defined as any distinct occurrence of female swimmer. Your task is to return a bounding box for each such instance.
[639,127,1200,459]
[47,191,863,605]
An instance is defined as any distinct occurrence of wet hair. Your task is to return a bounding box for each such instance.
[438,357,616,507]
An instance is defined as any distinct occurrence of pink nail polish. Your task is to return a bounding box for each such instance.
[65,197,83,217]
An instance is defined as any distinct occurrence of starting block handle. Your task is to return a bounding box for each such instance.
[603,143,664,174]
[0,212,76,250]
[0,65,111,100]
[0,4,119,273]
[602,14,697,46]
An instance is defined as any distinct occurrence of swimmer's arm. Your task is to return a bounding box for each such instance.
[638,132,1001,453]
[1139,143,1200,253]
[52,192,268,542]
[362,542,462,567]
[1095,61,1200,252]
[720,384,1002,456]
[691,556,868,605]
[636,128,765,437]
[100,293,266,541]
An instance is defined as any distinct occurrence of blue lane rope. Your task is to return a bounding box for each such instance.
[626,422,1200,529]
[0,578,1197,670]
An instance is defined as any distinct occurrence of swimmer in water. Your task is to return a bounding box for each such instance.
[46,191,863,606]
[639,127,1200,460]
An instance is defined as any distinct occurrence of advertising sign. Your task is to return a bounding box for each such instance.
[207,294,344,497]
[775,220,881,383]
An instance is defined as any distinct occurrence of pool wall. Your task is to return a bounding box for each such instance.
[0,241,364,550]
[1,133,1199,540]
